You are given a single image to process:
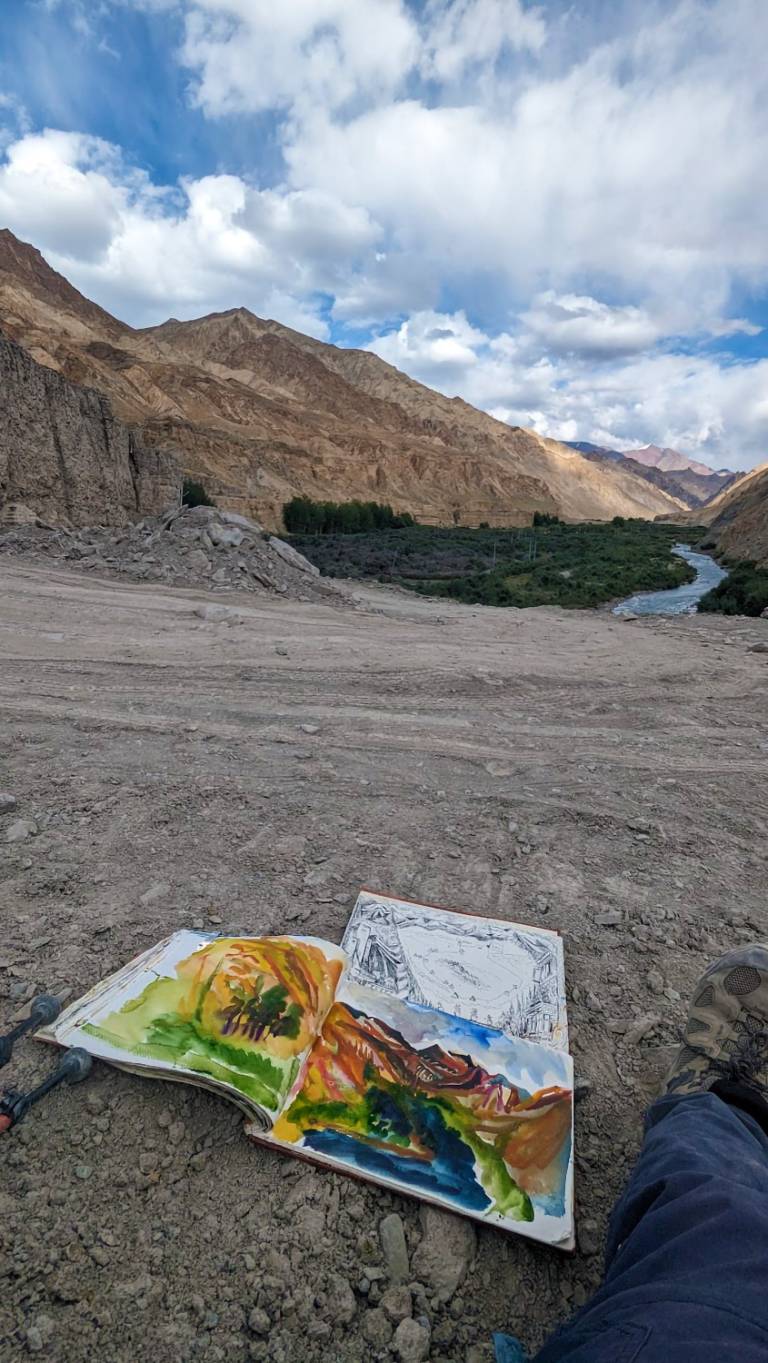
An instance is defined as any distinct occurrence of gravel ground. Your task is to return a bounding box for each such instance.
[1,560,766,1363]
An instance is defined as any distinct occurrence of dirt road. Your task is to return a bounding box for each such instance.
[1,561,766,1362]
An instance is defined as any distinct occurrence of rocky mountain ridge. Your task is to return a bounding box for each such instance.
[0,229,685,530]
[0,330,179,526]
[566,439,739,509]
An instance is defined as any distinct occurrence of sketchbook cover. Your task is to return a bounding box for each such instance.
[255,979,574,1248]
[40,931,346,1130]
[342,889,568,1051]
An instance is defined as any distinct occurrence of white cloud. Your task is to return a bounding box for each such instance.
[2,0,768,470]
[366,309,768,471]
[181,0,420,116]
[420,0,546,82]
[520,293,661,357]
[0,129,387,334]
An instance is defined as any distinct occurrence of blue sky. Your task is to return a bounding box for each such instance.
[1,0,767,470]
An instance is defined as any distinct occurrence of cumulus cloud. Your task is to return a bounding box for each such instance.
[0,129,387,333]
[520,293,661,358]
[181,0,420,116]
[2,0,767,469]
[366,309,768,470]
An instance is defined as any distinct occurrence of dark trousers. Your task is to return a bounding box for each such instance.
[532,1091,768,1362]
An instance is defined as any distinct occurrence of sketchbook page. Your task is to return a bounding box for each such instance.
[256,980,573,1248]
[341,890,568,1051]
[42,931,346,1126]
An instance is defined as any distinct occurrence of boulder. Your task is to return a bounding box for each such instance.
[268,536,320,577]
[208,522,244,549]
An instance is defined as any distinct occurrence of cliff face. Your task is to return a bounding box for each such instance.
[0,229,685,530]
[0,332,179,525]
[708,463,768,566]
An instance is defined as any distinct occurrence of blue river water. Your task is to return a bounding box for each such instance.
[613,543,728,617]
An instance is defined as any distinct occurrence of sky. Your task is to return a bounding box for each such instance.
[0,0,767,471]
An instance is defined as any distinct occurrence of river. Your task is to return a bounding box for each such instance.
[613,543,728,617]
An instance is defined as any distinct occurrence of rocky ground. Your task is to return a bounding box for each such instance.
[0,506,344,607]
[0,559,766,1363]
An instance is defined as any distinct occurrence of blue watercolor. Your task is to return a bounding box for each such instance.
[303,1101,491,1212]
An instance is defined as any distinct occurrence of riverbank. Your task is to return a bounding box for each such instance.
[613,544,728,616]
[289,519,703,610]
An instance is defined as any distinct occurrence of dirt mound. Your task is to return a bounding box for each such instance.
[0,505,344,606]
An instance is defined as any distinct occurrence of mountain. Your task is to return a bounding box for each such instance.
[0,329,178,525]
[0,230,685,530]
[702,463,768,565]
[566,436,739,509]
[563,441,623,461]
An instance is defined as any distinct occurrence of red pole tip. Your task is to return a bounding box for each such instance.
[0,1114,12,1134]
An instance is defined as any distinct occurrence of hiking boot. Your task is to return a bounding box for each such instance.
[664,944,768,1097]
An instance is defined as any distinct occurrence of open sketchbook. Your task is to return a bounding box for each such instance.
[42,891,573,1248]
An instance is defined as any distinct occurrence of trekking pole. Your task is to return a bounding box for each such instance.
[0,995,62,1070]
[0,1048,92,1134]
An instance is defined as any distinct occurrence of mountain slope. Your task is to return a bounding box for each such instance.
[566,436,738,509]
[0,329,179,526]
[0,229,685,530]
[705,463,768,565]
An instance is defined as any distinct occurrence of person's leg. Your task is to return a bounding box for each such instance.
[531,945,768,1363]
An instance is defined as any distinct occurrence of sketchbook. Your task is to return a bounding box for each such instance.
[41,890,573,1248]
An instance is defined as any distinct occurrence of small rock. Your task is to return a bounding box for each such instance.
[324,1274,357,1325]
[247,1308,270,1336]
[578,1218,601,1257]
[748,642,768,653]
[299,723,320,735]
[194,603,239,623]
[25,1327,44,1354]
[208,523,244,549]
[186,549,211,573]
[595,910,622,927]
[379,1213,410,1284]
[574,1077,592,1104]
[139,881,171,906]
[275,645,289,657]
[0,793,17,815]
[619,611,639,621]
[411,1206,475,1300]
[4,818,38,843]
[646,969,665,994]
[625,1013,662,1045]
[74,1164,92,1181]
[380,1284,412,1323]
[393,1316,430,1363]
[362,1307,393,1347]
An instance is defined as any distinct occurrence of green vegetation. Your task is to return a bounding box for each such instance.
[289,519,702,609]
[182,477,216,508]
[698,561,768,616]
[283,496,416,535]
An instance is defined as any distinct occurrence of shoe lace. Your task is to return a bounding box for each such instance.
[690,1025,768,1093]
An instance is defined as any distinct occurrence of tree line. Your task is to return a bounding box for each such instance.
[283,496,416,535]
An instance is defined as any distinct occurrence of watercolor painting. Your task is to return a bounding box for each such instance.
[342,891,568,1050]
[79,934,344,1114]
[269,983,573,1244]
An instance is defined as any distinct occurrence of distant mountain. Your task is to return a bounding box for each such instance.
[627,444,718,478]
[567,437,739,510]
[564,441,624,461]
[0,228,685,529]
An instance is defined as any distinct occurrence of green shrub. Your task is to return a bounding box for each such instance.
[283,497,416,535]
[286,518,706,608]
[182,478,216,509]
[698,562,768,617]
